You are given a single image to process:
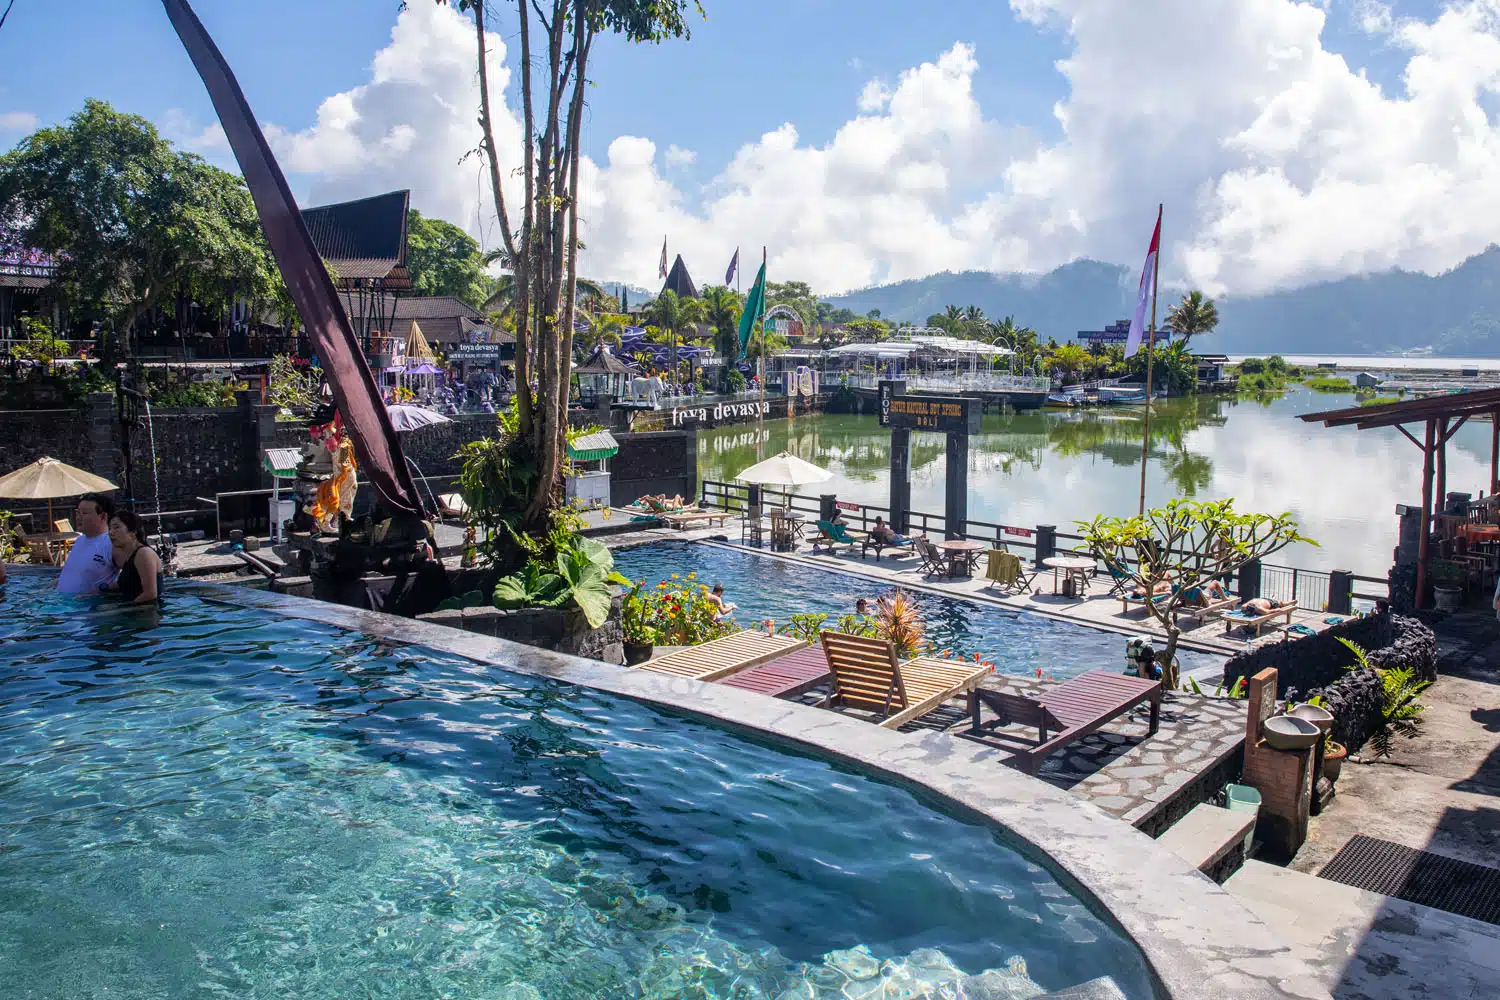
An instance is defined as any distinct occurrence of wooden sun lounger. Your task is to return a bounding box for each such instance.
[635,631,807,683]
[819,631,990,729]
[717,645,832,699]
[1177,596,1238,626]
[660,508,732,529]
[1222,602,1299,636]
[1119,592,1171,615]
[969,670,1162,774]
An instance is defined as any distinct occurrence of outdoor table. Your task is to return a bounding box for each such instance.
[936,539,985,578]
[784,510,807,539]
[1043,555,1096,597]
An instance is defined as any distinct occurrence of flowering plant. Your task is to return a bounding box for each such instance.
[623,573,738,646]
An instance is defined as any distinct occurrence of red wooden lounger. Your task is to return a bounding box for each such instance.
[716,646,832,699]
[968,670,1162,774]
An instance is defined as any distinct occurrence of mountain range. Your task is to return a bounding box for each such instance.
[820,247,1500,356]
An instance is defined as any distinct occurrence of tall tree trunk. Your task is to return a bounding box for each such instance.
[515,0,538,439]
[471,1,526,432]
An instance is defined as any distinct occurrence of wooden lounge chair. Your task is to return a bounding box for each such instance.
[1222,601,1299,636]
[862,530,915,561]
[969,670,1162,774]
[1119,592,1171,615]
[818,631,990,729]
[660,508,731,530]
[717,645,832,699]
[1177,595,1237,626]
[813,519,865,554]
[636,631,807,682]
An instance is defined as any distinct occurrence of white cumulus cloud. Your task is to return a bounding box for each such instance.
[254,0,1500,297]
[0,111,39,132]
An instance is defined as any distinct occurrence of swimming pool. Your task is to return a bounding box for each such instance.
[613,541,1225,681]
[0,572,1158,999]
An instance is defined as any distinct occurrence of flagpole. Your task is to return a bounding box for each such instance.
[1137,203,1162,517]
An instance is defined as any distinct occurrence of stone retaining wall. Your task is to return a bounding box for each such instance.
[419,596,624,665]
[1221,611,1392,695]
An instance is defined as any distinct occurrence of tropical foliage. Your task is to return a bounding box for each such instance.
[443,0,701,536]
[1338,638,1433,759]
[643,288,706,380]
[1077,499,1316,686]
[406,208,492,308]
[0,100,281,357]
[1164,290,1219,345]
[491,537,630,629]
[266,353,321,410]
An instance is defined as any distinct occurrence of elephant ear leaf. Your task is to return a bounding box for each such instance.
[492,574,531,609]
[571,571,615,629]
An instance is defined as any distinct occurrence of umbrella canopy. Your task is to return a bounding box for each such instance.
[0,457,117,499]
[733,451,832,487]
[385,404,452,433]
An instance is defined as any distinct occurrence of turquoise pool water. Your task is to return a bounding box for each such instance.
[0,573,1156,999]
[613,541,1225,680]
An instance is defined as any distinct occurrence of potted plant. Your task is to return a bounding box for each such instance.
[621,581,658,665]
[1323,734,1348,782]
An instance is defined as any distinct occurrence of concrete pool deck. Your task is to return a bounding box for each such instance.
[127,570,1332,1000]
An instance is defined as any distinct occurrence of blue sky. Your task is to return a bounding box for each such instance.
[0,1,1483,296]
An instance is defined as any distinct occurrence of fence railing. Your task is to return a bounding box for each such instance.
[699,479,1387,611]
[843,372,1052,393]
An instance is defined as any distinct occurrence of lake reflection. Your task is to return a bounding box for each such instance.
[696,389,1495,576]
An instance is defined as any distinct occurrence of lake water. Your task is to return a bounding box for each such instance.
[696,388,1496,577]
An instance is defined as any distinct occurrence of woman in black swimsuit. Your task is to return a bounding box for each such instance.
[107,509,162,603]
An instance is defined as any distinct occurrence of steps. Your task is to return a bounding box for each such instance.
[1155,803,1254,879]
[1223,860,1500,1000]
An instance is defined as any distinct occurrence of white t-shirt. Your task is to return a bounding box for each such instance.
[58,532,117,595]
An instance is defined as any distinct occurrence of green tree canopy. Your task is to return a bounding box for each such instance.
[0,99,278,353]
[406,208,489,307]
[1165,290,1219,345]
[699,284,743,385]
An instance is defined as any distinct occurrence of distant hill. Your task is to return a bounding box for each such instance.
[822,247,1500,356]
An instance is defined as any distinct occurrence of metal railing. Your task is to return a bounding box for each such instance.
[843,372,1052,393]
[700,481,1387,610]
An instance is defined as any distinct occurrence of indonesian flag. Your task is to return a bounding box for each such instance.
[658,237,669,279]
[1125,207,1162,356]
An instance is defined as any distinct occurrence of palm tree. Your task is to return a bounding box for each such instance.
[574,312,625,359]
[1164,290,1219,346]
[644,289,706,384]
[700,285,744,390]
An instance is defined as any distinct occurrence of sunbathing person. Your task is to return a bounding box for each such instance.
[1204,578,1230,601]
[870,516,911,545]
[1239,597,1290,615]
[1127,580,1173,600]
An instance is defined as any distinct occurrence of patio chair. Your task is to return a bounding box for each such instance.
[53,519,74,534]
[913,537,947,576]
[1221,601,1299,636]
[819,631,991,729]
[636,631,807,682]
[770,510,797,551]
[969,670,1162,774]
[26,538,56,565]
[1101,558,1135,598]
[983,549,1034,593]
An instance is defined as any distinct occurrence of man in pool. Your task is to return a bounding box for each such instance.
[57,493,119,596]
[707,583,737,617]
[855,598,869,615]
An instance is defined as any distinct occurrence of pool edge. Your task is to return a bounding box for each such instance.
[26,568,1328,1000]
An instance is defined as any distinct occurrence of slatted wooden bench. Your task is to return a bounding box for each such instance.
[635,631,807,683]
[717,646,832,699]
[969,669,1162,774]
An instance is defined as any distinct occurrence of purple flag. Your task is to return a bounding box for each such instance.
[725,247,739,286]
[162,0,420,516]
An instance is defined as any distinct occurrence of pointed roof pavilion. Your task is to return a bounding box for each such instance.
[661,255,698,300]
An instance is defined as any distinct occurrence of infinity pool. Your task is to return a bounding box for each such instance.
[0,573,1156,998]
[614,541,1224,681]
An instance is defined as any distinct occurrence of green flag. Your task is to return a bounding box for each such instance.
[737,261,767,351]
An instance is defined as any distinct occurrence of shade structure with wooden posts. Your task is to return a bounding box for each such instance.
[0,457,118,530]
[1302,387,1500,607]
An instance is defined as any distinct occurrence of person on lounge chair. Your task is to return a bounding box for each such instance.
[1127,580,1173,600]
[870,516,911,546]
[1204,578,1230,601]
[707,583,737,617]
[1238,597,1289,615]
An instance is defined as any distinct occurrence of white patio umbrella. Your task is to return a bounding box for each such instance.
[734,451,833,488]
[385,404,452,433]
[0,456,118,532]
